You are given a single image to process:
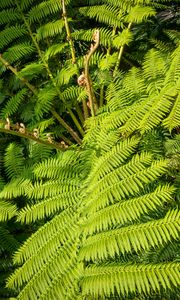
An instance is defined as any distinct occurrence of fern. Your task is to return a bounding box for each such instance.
[0,200,17,222]
[36,19,65,40]
[0,25,27,51]
[4,143,25,179]
[0,8,21,24]
[1,88,28,118]
[82,262,180,298]
[0,1,180,299]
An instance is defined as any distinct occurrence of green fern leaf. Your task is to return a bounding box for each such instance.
[81,209,180,260]
[0,200,17,222]
[1,88,28,118]
[0,25,27,51]
[28,0,62,23]
[4,143,25,179]
[44,43,68,60]
[84,185,175,235]
[0,8,21,24]
[82,262,180,297]
[36,19,65,40]
[126,5,156,24]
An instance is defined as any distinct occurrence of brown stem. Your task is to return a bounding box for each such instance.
[0,127,64,151]
[99,84,104,107]
[51,109,82,144]
[75,103,85,125]
[84,30,100,117]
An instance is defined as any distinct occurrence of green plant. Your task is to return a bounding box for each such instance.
[0,1,180,299]
[1,45,179,299]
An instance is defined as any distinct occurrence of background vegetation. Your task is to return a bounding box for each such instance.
[0,0,180,299]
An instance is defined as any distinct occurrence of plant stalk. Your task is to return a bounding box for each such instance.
[61,0,76,64]
[113,23,132,77]
[84,30,100,116]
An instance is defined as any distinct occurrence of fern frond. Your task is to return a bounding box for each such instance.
[0,227,19,253]
[164,45,180,85]
[165,30,180,46]
[0,25,27,51]
[1,88,28,118]
[44,43,68,60]
[35,86,57,118]
[13,208,78,264]
[126,5,156,24]
[142,49,166,84]
[28,143,53,163]
[18,62,45,80]
[113,29,133,48]
[85,155,168,213]
[55,64,78,85]
[33,150,86,179]
[28,0,62,23]
[36,19,65,40]
[17,193,78,223]
[0,200,17,222]
[0,178,32,199]
[163,93,180,131]
[0,0,15,9]
[99,52,118,70]
[81,209,180,260]
[72,27,112,48]
[84,185,175,235]
[79,5,123,28]
[82,262,180,297]
[4,144,25,179]
[87,136,140,183]
[2,43,35,64]
[165,135,180,155]
[0,8,21,24]
[20,0,39,10]
[62,86,83,102]
[138,92,173,133]
[35,118,55,133]
[101,105,138,130]
[26,178,80,201]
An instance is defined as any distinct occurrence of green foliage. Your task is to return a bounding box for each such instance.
[0,0,180,299]
[3,122,180,299]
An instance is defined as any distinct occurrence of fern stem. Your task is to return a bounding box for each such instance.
[61,0,76,64]
[59,134,73,145]
[61,0,87,121]
[75,103,85,125]
[99,85,104,107]
[0,126,64,151]
[84,30,100,117]
[0,55,36,94]
[83,100,89,120]
[51,109,82,144]
[113,23,132,77]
